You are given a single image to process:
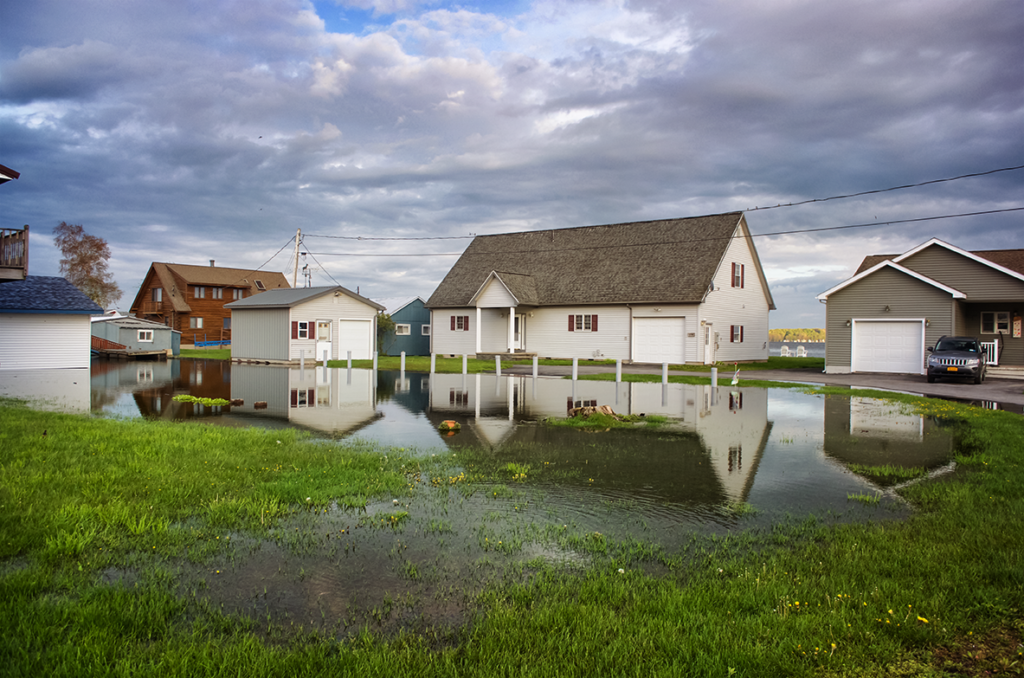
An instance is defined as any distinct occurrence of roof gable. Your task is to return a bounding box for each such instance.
[0,276,105,313]
[894,238,1024,285]
[817,260,965,300]
[427,212,754,308]
[225,285,385,310]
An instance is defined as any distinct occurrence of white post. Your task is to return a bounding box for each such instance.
[430,353,436,373]
[475,307,482,354]
[532,356,538,380]
[300,348,304,371]
[495,355,502,377]
[372,351,378,371]
[508,307,515,352]
[400,351,406,372]
[615,358,622,383]
[462,353,468,375]
[711,366,718,387]
[322,349,328,365]
[572,357,578,381]
[662,362,668,385]
[347,350,352,370]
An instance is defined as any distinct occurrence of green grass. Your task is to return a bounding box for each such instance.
[178,348,231,360]
[2,393,1023,676]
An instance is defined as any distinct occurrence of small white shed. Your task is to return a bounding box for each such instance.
[226,286,384,364]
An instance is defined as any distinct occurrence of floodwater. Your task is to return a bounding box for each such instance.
[3,358,960,635]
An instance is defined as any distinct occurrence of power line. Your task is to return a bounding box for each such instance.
[304,233,477,241]
[222,235,296,287]
[303,206,1024,257]
[303,248,343,287]
[746,164,1024,212]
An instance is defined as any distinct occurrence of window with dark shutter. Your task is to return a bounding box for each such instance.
[292,321,298,339]
[741,264,745,288]
[592,314,598,331]
[451,316,456,331]
[568,315,575,332]
[463,316,469,332]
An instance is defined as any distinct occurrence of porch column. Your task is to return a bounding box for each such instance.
[508,306,515,352]
[475,306,482,354]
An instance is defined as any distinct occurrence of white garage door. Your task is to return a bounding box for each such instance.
[337,320,373,360]
[851,320,924,374]
[633,317,686,364]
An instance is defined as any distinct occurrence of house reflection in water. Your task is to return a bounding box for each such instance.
[91,359,233,420]
[823,394,953,469]
[427,373,772,505]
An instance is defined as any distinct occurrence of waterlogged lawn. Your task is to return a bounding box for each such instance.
[1,393,1023,676]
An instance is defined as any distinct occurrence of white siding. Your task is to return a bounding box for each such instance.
[630,305,701,363]
[525,306,631,359]
[0,314,92,370]
[699,228,771,363]
[287,293,378,361]
[476,279,516,308]
[431,308,478,356]
[479,308,507,352]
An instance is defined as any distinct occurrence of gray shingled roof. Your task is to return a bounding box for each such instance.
[427,212,750,308]
[0,276,104,313]
[225,285,385,310]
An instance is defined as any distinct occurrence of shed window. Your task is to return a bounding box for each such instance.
[291,321,310,339]
[421,324,431,336]
[451,315,470,331]
[138,330,154,342]
[730,325,744,343]
[396,324,411,335]
[981,312,1010,334]
[568,314,598,332]
[731,263,745,288]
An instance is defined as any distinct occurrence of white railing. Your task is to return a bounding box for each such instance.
[981,341,998,365]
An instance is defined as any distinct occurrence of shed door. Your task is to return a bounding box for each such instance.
[851,320,924,374]
[337,320,373,360]
[633,317,685,364]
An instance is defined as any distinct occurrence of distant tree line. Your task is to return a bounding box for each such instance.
[769,328,826,342]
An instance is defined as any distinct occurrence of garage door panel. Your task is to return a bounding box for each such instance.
[634,318,685,364]
[337,320,372,360]
[852,321,923,374]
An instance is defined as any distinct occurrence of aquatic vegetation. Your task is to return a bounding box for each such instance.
[172,394,231,406]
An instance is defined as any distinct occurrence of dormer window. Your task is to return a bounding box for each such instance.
[255,280,266,291]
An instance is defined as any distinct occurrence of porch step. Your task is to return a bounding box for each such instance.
[988,366,1024,380]
[474,352,537,360]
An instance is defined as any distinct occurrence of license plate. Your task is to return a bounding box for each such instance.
[946,367,958,372]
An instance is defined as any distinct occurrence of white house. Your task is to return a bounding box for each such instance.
[226,285,384,364]
[426,212,775,364]
[0,275,104,370]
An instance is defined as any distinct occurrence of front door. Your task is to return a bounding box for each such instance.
[514,315,525,350]
[315,320,332,364]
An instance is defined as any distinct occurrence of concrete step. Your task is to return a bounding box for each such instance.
[988,366,1024,380]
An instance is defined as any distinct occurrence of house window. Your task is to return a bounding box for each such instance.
[190,317,204,329]
[568,314,598,332]
[396,324,411,335]
[451,315,470,331]
[232,288,244,300]
[422,324,431,336]
[291,321,310,339]
[731,263,745,288]
[730,325,744,343]
[255,280,266,291]
[152,288,162,303]
[211,287,223,299]
[138,330,154,342]
[223,318,231,331]
[194,286,205,299]
[981,312,1010,334]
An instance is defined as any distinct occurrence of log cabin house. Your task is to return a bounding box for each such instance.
[129,261,289,344]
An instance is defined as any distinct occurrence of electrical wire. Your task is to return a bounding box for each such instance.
[222,235,296,287]
[303,206,1024,257]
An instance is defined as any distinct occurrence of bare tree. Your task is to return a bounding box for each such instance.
[53,222,122,308]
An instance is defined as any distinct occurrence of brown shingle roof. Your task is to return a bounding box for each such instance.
[855,248,1024,276]
[427,212,755,308]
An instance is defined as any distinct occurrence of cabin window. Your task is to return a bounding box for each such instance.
[451,315,469,331]
[138,330,154,342]
[255,280,266,291]
[396,324,411,335]
[981,311,1010,334]
[212,287,223,299]
[731,263,745,288]
[568,314,598,332]
[421,324,431,336]
[152,288,162,302]
[190,317,204,329]
[223,318,231,331]
[730,325,744,343]
[194,286,205,299]
[232,288,244,300]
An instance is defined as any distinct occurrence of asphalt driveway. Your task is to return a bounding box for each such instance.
[501,362,1024,409]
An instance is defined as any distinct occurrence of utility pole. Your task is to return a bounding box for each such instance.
[291,228,301,288]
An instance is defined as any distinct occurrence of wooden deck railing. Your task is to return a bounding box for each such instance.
[0,225,28,281]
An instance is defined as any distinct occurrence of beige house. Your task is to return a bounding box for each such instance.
[817,239,1024,375]
[426,212,775,364]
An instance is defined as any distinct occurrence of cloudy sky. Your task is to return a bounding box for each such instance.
[2,0,1021,327]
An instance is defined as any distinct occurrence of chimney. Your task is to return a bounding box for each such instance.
[210,260,215,267]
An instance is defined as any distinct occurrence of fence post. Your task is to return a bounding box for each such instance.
[572,357,578,381]
[495,355,502,377]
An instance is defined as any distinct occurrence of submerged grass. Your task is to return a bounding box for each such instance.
[2,392,1023,676]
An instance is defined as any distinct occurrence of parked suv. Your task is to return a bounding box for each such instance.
[926,336,987,384]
